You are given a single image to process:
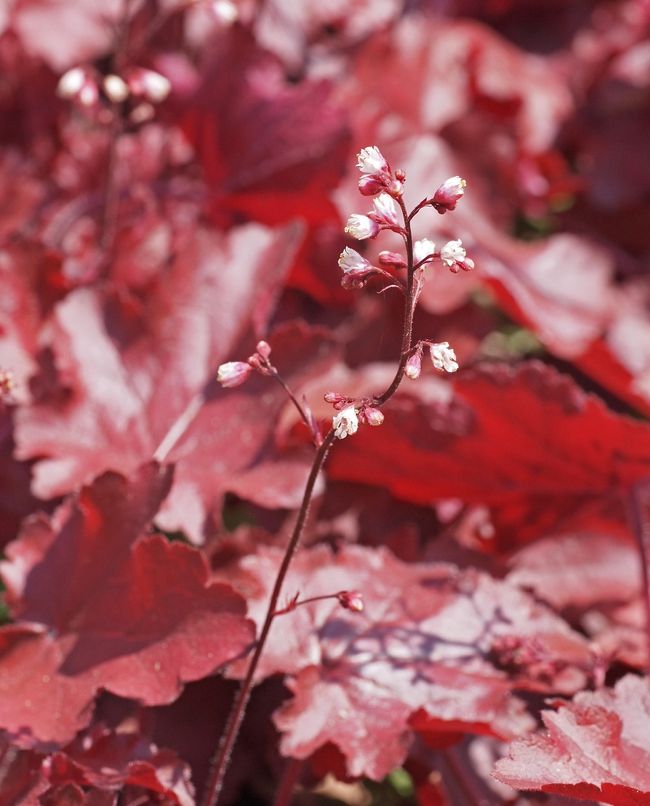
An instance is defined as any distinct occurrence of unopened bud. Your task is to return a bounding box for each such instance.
[394,168,406,182]
[256,340,271,359]
[378,250,407,269]
[324,391,345,404]
[337,590,364,612]
[0,369,16,399]
[363,407,384,426]
[405,352,422,380]
[358,174,385,197]
[57,67,85,98]
[431,176,466,213]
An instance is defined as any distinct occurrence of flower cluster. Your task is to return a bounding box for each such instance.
[57,65,171,123]
[356,146,404,198]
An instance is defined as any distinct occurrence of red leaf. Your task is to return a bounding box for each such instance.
[494,674,650,805]
[328,361,650,547]
[182,27,350,227]
[223,544,593,779]
[0,464,254,745]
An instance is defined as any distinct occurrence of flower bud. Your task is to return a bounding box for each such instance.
[358,174,385,196]
[338,247,374,279]
[405,352,422,380]
[256,340,272,359]
[217,361,252,388]
[356,146,388,175]
[431,176,467,213]
[337,590,364,612]
[324,391,345,404]
[378,250,407,269]
[370,193,400,227]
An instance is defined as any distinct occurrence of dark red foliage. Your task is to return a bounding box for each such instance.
[0,1,649,804]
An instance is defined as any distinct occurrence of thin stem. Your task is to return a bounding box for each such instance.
[627,481,650,674]
[201,430,336,806]
[271,371,320,445]
[373,195,416,406]
[272,757,304,806]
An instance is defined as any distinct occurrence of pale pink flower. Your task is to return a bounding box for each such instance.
[57,67,98,106]
[345,214,379,240]
[216,361,252,388]
[371,193,399,227]
[440,239,475,273]
[429,342,459,373]
[363,406,384,426]
[338,247,373,277]
[333,405,359,439]
[128,68,171,103]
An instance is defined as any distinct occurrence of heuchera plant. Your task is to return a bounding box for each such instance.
[0,2,649,806]
[208,148,474,803]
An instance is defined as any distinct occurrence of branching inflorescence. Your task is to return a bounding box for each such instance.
[207,147,474,805]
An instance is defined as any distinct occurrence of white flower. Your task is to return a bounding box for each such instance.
[211,0,238,24]
[429,342,458,373]
[371,193,399,226]
[345,214,378,240]
[356,146,388,176]
[333,405,359,439]
[413,238,436,265]
[338,246,372,277]
[440,239,474,272]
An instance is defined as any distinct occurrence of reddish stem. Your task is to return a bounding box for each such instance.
[373,195,416,406]
[271,371,321,446]
[627,481,650,674]
[272,757,304,806]
[201,430,336,806]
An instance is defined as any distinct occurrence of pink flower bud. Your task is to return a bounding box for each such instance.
[405,352,422,380]
[337,590,364,612]
[394,168,406,182]
[363,407,384,426]
[378,250,407,269]
[358,174,385,196]
[216,361,252,388]
[324,391,345,404]
[431,176,467,213]
[256,340,272,359]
